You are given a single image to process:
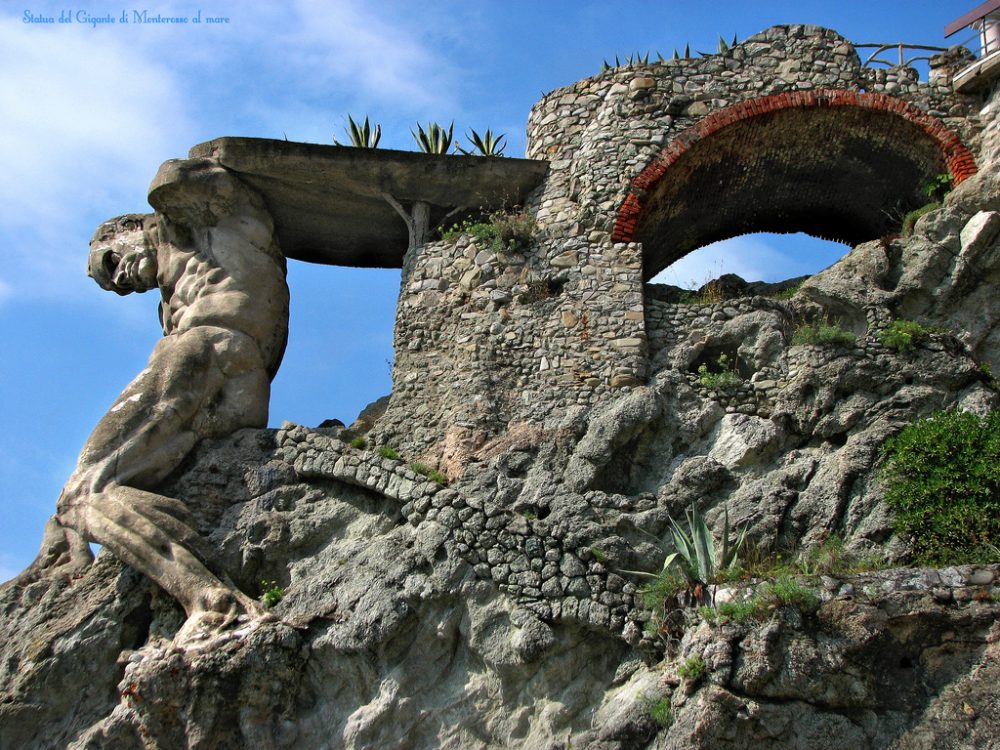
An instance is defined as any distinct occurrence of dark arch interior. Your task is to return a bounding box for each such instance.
[636,106,949,281]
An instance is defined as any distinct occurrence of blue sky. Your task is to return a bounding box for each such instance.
[0,0,976,579]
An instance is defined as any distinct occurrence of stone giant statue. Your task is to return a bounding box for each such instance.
[14,159,289,633]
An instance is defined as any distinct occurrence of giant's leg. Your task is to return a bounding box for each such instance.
[14,328,270,629]
[74,484,258,621]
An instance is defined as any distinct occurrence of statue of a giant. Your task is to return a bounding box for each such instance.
[12,159,289,633]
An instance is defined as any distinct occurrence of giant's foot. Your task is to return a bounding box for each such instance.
[174,584,273,647]
[2,516,93,589]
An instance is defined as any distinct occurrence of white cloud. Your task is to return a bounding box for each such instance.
[0,17,192,300]
[279,0,462,112]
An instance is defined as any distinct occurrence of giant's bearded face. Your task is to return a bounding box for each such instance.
[87,214,158,295]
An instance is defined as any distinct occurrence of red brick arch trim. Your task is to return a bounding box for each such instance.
[612,89,978,243]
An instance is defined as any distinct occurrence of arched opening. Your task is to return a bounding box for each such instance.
[613,91,977,281]
[649,231,848,291]
[269,263,399,429]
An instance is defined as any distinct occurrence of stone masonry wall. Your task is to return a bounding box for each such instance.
[378,24,985,464]
[526,24,982,240]
[373,230,648,460]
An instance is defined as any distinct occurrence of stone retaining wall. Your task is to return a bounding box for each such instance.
[379,23,986,469]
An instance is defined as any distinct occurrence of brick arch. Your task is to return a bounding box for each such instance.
[612,90,978,279]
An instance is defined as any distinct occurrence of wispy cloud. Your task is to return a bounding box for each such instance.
[280,0,463,112]
[0,17,192,303]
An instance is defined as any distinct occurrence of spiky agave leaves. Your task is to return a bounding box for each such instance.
[671,503,747,585]
[600,50,653,72]
[457,128,506,156]
[335,114,381,148]
[718,33,739,53]
[621,504,747,589]
[412,121,455,154]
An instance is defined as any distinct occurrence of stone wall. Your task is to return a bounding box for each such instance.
[380,23,985,463]
[373,230,648,459]
[525,24,981,240]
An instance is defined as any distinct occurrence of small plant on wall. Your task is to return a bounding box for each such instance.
[697,353,740,388]
[877,319,939,353]
[412,121,455,154]
[900,173,952,236]
[791,320,856,347]
[440,208,536,252]
[922,173,953,203]
[334,114,381,148]
[457,128,506,156]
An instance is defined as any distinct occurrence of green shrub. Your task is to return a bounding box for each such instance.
[646,696,672,727]
[349,436,367,449]
[640,571,687,609]
[902,202,939,236]
[377,446,400,460]
[765,576,821,612]
[791,322,856,347]
[697,353,741,388]
[703,598,763,623]
[880,410,1000,564]
[771,281,804,300]
[877,319,936,353]
[441,209,536,252]
[410,462,448,485]
[701,577,819,624]
[922,173,953,202]
[260,580,284,608]
[677,655,707,683]
[795,535,883,576]
[717,538,886,583]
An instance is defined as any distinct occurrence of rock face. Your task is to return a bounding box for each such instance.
[3,24,1000,750]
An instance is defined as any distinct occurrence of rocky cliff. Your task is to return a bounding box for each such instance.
[3,25,1000,749]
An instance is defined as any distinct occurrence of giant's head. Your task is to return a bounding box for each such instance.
[88,214,159,295]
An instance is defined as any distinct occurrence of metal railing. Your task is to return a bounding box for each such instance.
[854,43,949,69]
[954,25,1000,59]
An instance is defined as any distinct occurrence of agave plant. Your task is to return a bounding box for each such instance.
[718,33,739,54]
[622,504,747,598]
[412,121,454,154]
[457,128,506,156]
[335,114,381,149]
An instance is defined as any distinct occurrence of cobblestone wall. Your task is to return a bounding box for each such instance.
[378,23,985,463]
[525,25,981,241]
[373,231,648,458]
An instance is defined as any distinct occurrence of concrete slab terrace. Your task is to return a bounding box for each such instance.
[186,137,550,268]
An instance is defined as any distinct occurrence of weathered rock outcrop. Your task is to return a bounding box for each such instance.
[3,23,1000,750]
